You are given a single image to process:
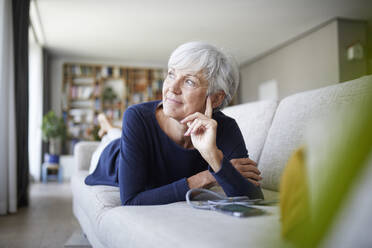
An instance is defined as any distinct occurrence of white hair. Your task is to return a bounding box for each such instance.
[168,41,239,110]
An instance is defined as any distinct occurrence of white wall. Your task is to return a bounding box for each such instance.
[367,20,372,74]
[28,38,44,182]
[239,20,339,103]
[49,55,166,116]
[338,19,368,82]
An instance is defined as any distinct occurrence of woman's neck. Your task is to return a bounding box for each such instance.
[155,107,193,149]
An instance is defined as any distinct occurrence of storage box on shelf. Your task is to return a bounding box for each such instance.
[62,63,165,153]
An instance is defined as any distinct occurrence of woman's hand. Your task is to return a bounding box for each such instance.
[187,170,217,190]
[230,158,262,186]
[181,97,223,171]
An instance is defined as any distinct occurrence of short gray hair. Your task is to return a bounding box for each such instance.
[168,41,239,110]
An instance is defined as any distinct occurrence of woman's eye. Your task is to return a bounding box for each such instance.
[167,71,175,79]
[185,79,195,87]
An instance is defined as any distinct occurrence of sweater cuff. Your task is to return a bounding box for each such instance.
[208,156,250,197]
[172,178,190,202]
[208,156,234,179]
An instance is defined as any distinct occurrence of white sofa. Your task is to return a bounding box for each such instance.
[71,75,372,248]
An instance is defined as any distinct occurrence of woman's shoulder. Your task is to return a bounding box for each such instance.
[214,110,242,140]
[213,110,238,127]
[121,101,160,131]
[124,100,160,118]
[127,100,160,112]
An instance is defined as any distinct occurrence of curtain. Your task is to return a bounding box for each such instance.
[28,38,43,182]
[13,0,31,207]
[41,49,50,161]
[0,0,17,215]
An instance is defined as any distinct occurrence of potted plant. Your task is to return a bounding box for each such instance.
[102,87,117,103]
[41,111,66,162]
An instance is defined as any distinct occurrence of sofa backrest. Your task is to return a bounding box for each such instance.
[223,100,278,162]
[259,75,372,191]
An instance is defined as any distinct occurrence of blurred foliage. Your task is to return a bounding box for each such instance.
[102,87,117,102]
[91,125,101,141]
[41,111,66,142]
[283,93,372,248]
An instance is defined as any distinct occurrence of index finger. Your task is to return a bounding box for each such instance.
[230,158,257,166]
[205,96,212,118]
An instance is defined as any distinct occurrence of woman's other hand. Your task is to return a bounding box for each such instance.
[181,97,223,172]
[187,170,217,190]
[230,158,262,186]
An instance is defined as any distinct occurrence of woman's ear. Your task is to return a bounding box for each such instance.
[210,91,226,109]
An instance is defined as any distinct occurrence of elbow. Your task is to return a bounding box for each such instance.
[121,200,134,206]
[121,195,141,206]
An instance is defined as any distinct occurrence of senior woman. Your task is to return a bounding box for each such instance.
[85,41,264,205]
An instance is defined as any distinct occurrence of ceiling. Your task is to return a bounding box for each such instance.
[34,0,372,66]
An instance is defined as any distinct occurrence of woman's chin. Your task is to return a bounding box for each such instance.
[163,108,183,121]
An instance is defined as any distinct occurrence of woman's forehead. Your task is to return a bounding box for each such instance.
[169,67,205,77]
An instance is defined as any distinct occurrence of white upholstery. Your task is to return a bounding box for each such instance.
[71,75,372,248]
[223,100,277,162]
[71,169,121,248]
[258,76,372,191]
[98,202,281,248]
[74,142,99,172]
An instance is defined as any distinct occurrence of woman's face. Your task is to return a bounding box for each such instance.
[162,68,209,121]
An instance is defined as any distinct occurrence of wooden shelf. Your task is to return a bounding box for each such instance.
[62,62,165,146]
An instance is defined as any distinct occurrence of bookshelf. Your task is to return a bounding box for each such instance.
[62,63,165,152]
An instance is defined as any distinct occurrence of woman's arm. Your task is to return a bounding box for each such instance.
[182,98,264,199]
[187,170,216,189]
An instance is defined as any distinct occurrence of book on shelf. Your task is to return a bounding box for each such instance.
[101,66,115,78]
[95,99,101,111]
[94,84,101,97]
[70,100,93,108]
[80,65,93,76]
[70,65,95,76]
[152,79,163,92]
[72,77,95,84]
[113,67,120,78]
[132,93,144,104]
[61,91,68,110]
[104,108,121,121]
[70,86,94,100]
[72,65,82,76]
[147,85,153,98]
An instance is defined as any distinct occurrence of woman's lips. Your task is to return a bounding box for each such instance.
[166,97,182,104]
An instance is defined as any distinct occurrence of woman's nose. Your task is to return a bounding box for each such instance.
[169,76,182,94]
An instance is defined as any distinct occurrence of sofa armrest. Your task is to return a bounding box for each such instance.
[74,141,100,172]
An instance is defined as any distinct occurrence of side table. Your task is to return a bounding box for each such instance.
[42,162,63,183]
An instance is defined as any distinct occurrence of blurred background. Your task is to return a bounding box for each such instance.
[28,0,372,181]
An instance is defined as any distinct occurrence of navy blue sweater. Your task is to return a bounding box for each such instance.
[85,101,263,205]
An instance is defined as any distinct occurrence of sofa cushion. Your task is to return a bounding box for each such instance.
[71,170,121,243]
[258,75,372,191]
[98,201,283,248]
[74,141,100,172]
[72,169,280,248]
[223,100,277,162]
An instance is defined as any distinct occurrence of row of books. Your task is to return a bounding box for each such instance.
[70,86,95,100]
[99,66,124,78]
[103,109,122,122]
[68,65,96,76]
[69,109,95,123]
[66,64,166,80]
[65,84,162,109]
